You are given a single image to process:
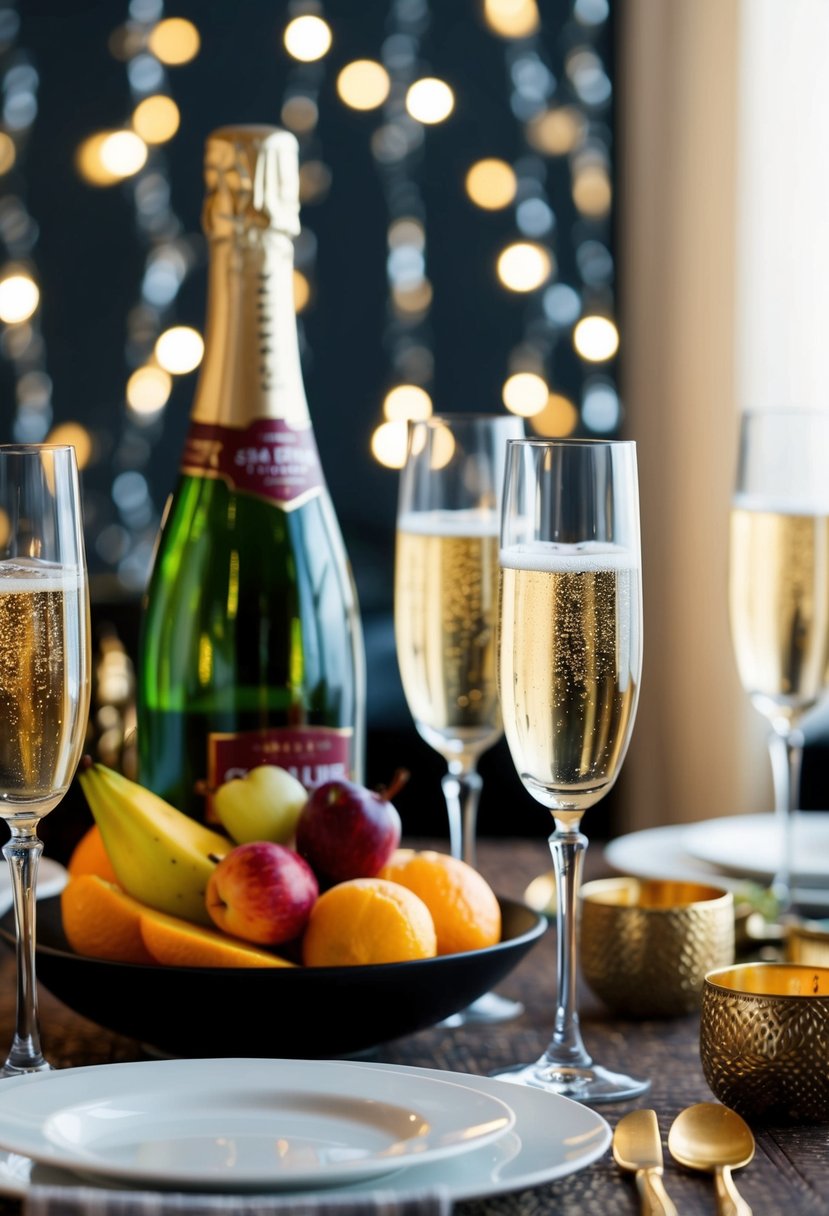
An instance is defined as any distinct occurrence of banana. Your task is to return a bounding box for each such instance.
[77,762,229,926]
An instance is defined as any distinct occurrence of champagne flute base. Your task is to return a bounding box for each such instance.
[440,991,524,1028]
[490,1056,650,1104]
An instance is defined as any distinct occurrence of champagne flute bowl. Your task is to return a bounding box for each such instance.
[729,409,829,917]
[395,413,525,1025]
[0,445,90,1076]
[493,438,648,1102]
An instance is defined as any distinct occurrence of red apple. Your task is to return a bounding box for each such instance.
[295,772,406,886]
[206,842,318,946]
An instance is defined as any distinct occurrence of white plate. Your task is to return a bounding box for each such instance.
[0,858,67,915]
[681,812,829,888]
[604,821,829,910]
[0,1062,611,1203]
[0,1058,514,1191]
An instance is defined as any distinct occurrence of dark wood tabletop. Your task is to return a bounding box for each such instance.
[0,836,827,1215]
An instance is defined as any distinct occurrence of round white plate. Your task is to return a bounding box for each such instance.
[0,858,67,916]
[604,821,829,909]
[681,812,829,888]
[0,1063,611,1203]
[0,1058,514,1191]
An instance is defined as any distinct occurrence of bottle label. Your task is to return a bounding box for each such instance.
[206,726,353,820]
[181,419,323,510]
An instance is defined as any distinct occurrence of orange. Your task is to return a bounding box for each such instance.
[378,849,501,955]
[302,878,437,967]
[67,824,119,885]
[139,908,296,969]
[61,875,155,965]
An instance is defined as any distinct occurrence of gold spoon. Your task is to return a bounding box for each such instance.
[668,1102,755,1216]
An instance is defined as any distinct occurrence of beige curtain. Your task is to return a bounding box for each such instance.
[617,0,769,830]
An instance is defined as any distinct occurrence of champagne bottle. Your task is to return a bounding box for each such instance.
[137,125,366,822]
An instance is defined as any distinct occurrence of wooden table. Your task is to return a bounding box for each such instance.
[1,837,827,1215]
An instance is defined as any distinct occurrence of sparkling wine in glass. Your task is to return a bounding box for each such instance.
[0,445,90,1076]
[492,437,648,1101]
[395,413,524,1025]
[729,409,829,916]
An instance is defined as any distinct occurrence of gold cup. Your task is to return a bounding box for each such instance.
[701,963,829,1124]
[579,877,735,1017]
[786,921,829,968]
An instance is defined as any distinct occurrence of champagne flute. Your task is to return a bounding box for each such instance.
[0,445,90,1076]
[729,409,829,917]
[493,438,648,1101]
[395,413,524,1025]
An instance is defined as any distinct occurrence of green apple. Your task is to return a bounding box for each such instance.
[214,765,309,845]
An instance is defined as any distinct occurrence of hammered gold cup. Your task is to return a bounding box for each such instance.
[579,877,735,1018]
[701,963,829,1125]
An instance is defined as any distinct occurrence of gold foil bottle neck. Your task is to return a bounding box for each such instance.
[202,125,300,240]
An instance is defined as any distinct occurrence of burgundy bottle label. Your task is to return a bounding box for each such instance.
[206,726,352,822]
[181,419,323,510]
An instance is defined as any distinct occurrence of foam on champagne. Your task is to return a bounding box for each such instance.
[499,540,639,573]
[398,508,500,538]
[0,559,84,592]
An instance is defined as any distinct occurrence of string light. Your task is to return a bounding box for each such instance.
[383,384,433,422]
[497,242,553,292]
[405,77,454,124]
[46,422,93,469]
[573,315,619,361]
[371,419,408,469]
[99,130,148,178]
[337,60,390,111]
[502,371,548,416]
[283,15,332,63]
[126,365,172,416]
[483,0,540,39]
[154,325,203,374]
[132,94,180,143]
[147,17,200,66]
[0,271,38,323]
[465,159,516,210]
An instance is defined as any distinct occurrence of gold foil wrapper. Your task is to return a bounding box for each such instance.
[202,125,300,239]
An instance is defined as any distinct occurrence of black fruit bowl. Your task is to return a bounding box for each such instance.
[1,895,546,1060]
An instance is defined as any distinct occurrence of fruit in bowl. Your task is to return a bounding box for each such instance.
[213,765,308,845]
[294,772,404,885]
[206,841,318,945]
[70,761,509,972]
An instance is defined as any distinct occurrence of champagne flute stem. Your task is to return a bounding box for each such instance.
[544,821,592,1068]
[767,726,804,915]
[441,767,482,869]
[2,827,48,1076]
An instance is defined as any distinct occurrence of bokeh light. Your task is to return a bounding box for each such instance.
[154,326,204,374]
[281,95,318,134]
[371,419,408,469]
[101,131,147,177]
[46,422,93,469]
[484,0,540,38]
[383,384,433,422]
[582,381,621,432]
[406,78,454,125]
[0,272,39,323]
[147,18,201,66]
[429,423,456,470]
[126,365,172,416]
[496,242,553,292]
[572,162,612,217]
[531,393,579,437]
[77,131,147,185]
[337,60,390,110]
[0,132,15,175]
[465,159,516,210]
[132,95,180,145]
[573,315,619,361]
[502,372,548,416]
[392,280,433,317]
[293,270,311,313]
[283,15,332,63]
[526,106,586,155]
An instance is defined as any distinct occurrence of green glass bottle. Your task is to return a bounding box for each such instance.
[137,126,365,822]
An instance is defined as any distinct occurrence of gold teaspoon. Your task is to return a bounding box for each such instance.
[668,1102,755,1216]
